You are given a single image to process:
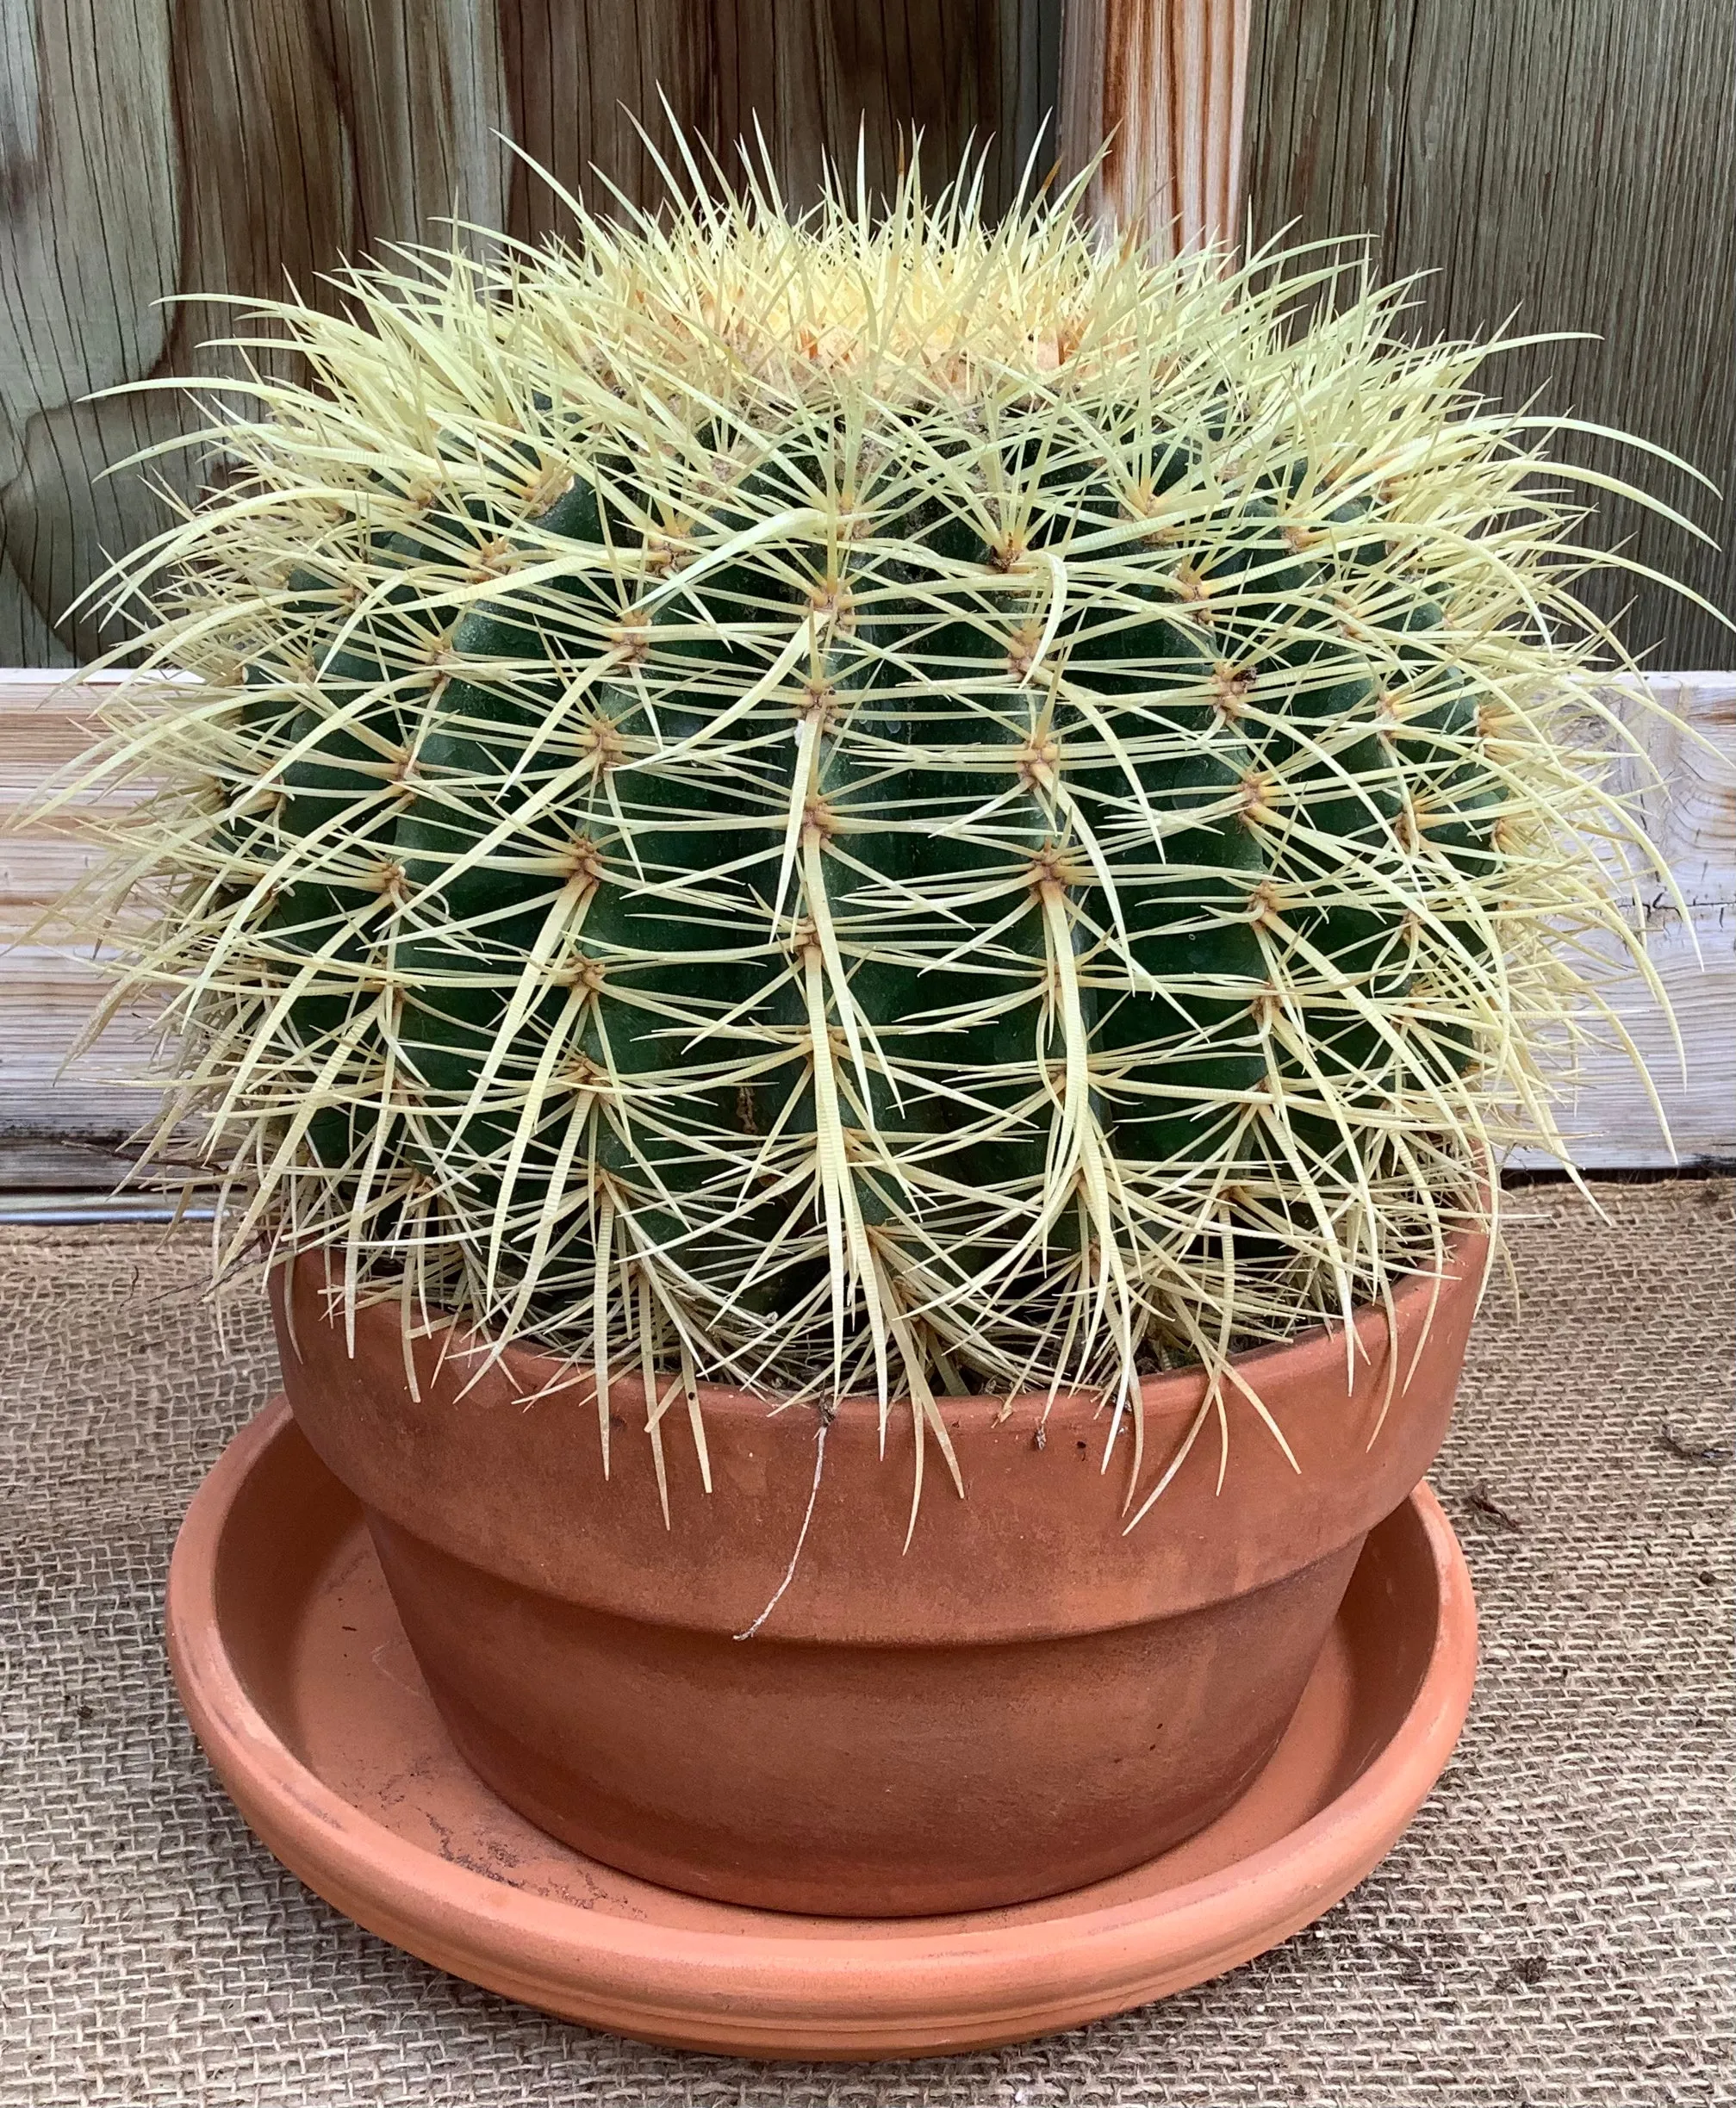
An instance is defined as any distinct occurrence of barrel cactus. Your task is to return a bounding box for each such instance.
[58,155,1689,1512]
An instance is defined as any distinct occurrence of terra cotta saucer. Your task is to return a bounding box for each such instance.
[166,1396,1477,2060]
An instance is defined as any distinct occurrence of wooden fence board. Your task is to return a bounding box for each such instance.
[3,2,1731,1154]
[0,1,1064,670]
[14,3,1727,666]
[1507,678,1735,1170]
[1246,0,1736,672]
[1057,1,1249,253]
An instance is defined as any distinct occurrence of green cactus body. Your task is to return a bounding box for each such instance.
[63,158,1679,1482]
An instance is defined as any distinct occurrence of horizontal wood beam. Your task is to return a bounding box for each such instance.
[3,666,1731,1163]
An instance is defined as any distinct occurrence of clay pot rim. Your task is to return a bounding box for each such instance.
[295,1222,1490,1432]
[169,1396,1478,2050]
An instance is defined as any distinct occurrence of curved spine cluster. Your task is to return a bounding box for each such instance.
[49,149,1700,1502]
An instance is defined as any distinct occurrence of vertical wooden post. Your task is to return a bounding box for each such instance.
[1058,0,1250,255]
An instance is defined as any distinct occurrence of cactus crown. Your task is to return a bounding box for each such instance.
[61,147,1689,1514]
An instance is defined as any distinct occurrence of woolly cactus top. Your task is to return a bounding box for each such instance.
[62,154,1685,1517]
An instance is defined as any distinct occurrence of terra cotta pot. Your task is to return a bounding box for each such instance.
[271,1236,1484,1917]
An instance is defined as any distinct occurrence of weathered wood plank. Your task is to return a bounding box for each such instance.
[1509,677,1736,1170]
[0,3,1062,668]
[1058,0,1250,253]
[1246,0,1736,671]
[0,1141,193,1191]
[706,1,1040,222]
[0,942,162,1138]
[9,2,1727,672]
[6,669,1730,1160]
[0,670,158,1135]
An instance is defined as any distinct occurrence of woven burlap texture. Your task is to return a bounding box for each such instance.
[3,1180,1732,2108]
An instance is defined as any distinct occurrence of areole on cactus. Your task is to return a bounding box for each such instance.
[54,142,1702,1520]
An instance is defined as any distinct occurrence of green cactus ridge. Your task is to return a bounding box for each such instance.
[58,156,1685,1498]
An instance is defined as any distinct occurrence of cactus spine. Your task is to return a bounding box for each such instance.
[58,153,1690,1509]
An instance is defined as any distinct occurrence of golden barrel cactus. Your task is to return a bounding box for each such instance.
[55,151,1698,1510]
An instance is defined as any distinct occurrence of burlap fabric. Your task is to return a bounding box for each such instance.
[3,1181,1732,2107]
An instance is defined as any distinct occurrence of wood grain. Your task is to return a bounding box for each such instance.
[0,672,159,1135]
[1509,677,1736,1170]
[0,2,1061,668]
[1246,0,1736,672]
[6,669,1729,1160]
[0,1141,174,1191]
[22,3,1721,662]
[1058,0,1250,254]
